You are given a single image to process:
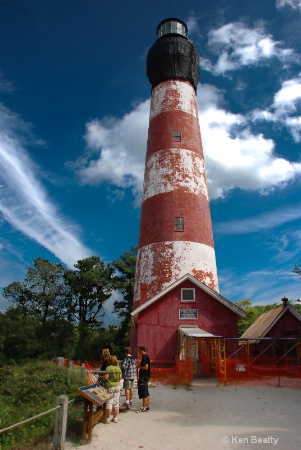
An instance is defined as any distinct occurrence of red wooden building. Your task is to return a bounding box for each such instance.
[131,274,245,365]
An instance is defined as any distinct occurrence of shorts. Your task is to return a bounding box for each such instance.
[123,379,134,389]
[138,377,149,399]
[106,386,121,409]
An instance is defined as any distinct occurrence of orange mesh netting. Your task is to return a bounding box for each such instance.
[150,357,193,385]
[215,338,301,388]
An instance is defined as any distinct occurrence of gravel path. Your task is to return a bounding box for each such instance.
[65,379,301,450]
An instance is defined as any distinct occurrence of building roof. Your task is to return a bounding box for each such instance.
[131,273,246,321]
[240,304,301,341]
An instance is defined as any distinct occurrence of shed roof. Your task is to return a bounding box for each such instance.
[131,273,246,321]
[240,305,301,341]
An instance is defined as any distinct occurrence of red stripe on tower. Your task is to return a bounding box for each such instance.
[134,18,218,307]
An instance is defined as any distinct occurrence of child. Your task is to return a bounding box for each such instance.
[103,356,122,423]
[122,347,136,408]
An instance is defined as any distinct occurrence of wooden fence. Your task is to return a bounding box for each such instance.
[0,361,89,450]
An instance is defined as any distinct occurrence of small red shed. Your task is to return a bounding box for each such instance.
[240,297,301,341]
[239,297,301,361]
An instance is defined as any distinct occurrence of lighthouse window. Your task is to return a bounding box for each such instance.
[181,288,195,302]
[175,217,184,231]
[173,130,182,141]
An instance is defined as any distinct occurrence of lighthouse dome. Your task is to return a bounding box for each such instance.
[147,18,200,91]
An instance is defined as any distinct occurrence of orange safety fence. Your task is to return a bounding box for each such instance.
[213,337,301,388]
[217,358,301,388]
[150,357,193,385]
[52,358,102,385]
[84,360,101,385]
[52,357,193,385]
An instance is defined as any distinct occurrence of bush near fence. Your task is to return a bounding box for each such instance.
[0,361,83,450]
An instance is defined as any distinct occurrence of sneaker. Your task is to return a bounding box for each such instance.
[129,401,133,407]
[113,417,118,423]
[145,406,150,411]
[139,407,147,412]
[105,418,111,424]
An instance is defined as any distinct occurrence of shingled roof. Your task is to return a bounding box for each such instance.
[240,301,301,342]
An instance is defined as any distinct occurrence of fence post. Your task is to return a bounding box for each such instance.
[68,361,73,384]
[57,357,64,367]
[53,395,68,450]
[81,363,86,380]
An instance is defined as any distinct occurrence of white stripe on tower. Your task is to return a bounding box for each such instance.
[134,78,218,305]
[133,18,219,307]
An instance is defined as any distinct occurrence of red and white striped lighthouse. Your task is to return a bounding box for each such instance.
[134,18,218,308]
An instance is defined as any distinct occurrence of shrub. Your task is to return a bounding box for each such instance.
[0,361,83,450]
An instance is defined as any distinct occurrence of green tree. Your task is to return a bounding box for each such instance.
[292,300,301,315]
[235,300,280,336]
[293,264,301,277]
[0,306,39,363]
[64,256,114,360]
[112,247,137,347]
[2,258,74,361]
[3,258,67,323]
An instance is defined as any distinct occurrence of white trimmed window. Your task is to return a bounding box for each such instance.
[181,288,195,302]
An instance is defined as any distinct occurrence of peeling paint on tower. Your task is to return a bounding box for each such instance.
[133,17,219,307]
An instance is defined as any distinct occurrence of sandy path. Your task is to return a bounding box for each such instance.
[65,379,301,450]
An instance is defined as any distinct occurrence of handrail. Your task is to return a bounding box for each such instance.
[0,398,74,435]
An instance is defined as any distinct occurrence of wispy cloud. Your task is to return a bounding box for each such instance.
[0,71,16,94]
[276,0,301,11]
[219,267,301,303]
[0,103,92,268]
[214,203,301,235]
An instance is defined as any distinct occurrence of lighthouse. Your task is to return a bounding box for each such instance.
[131,19,244,363]
[133,18,219,308]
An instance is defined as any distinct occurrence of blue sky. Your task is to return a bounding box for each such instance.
[1,0,301,311]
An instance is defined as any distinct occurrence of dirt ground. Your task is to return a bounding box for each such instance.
[65,379,301,450]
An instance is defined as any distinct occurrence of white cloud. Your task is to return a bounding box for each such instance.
[0,104,92,268]
[203,22,294,75]
[276,0,301,11]
[273,77,301,112]
[186,14,200,35]
[70,100,150,206]
[198,84,301,198]
[252,75,301,142]
[72,82,301,203]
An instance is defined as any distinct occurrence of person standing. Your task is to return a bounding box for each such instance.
[137,344,150,412]
[122,346,136,408]
[102,356,122,423]
[98,348,111,386]
[100,348,111,370]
